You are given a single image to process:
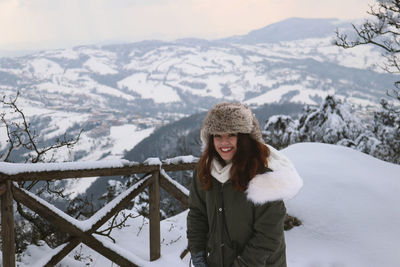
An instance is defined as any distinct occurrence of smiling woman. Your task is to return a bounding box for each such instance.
[187,102,303,267]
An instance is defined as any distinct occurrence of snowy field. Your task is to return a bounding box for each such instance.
[11,143,400,267]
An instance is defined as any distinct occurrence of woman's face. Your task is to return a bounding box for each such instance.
[213,133,238,161]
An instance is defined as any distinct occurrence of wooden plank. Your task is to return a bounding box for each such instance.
[161,162,197,172]
[159,173,189,208]
[149,171,161,261]
[1,180,15,267]
[12,185,139,266]
[0,182,6,196]
[0,164,160,182]
[0,162,197,182]
[44,238,81,267]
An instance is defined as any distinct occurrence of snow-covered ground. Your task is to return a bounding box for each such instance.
[11,142,400,267]
[284,143,400,267]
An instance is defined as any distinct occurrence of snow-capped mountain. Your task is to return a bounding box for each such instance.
[0,17,395,166]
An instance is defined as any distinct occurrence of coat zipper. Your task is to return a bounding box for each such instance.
[219,182,225,267]
[219,181,235,267]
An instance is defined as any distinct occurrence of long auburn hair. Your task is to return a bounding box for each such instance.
[197,133,270,191]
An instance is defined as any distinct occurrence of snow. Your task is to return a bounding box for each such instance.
[0,31,389,115]
[92,234,149,266]
[291,88,335,104]
[90,83,135,100]
[83,56,119,75]
[284,143,400,267]
[42,49,80,60]
[14,143,400,266]
[160,169,190,197]
[20,241,68,267]
[35,82,82,95]
[109,125,155,157]
[144,157,162,166]
[41,112,91,141]
[245,84,304,105]
[0,159,130,175]
[118,72,181,103]
[29,58,64,79]
[162,155,198,165]
[197,73,240,98]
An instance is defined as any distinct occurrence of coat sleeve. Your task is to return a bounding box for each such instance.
[187,170,209,254]
[233,200,286,267]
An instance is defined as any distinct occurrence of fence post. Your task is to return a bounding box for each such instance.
[1,180,15,267]
[149,170,161,261]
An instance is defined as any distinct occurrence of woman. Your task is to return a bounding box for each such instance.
[187,102,303,267]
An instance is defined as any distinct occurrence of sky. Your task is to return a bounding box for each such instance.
[0,0,375,53]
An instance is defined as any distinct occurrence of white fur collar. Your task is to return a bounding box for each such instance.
[245,144,303,204]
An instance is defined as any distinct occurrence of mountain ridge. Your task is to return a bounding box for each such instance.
[221,17,346,44]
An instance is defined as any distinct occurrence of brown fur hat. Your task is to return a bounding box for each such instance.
[200,102,263,146]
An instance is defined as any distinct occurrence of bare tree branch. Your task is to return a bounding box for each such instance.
[335,0,400,106]
[95,211,140,243]
[0,91,85,250]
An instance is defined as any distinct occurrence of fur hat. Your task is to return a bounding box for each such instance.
[200,102,263,146]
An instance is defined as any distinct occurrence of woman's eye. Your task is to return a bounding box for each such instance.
[229,133,237,137]
[214,134,221,138]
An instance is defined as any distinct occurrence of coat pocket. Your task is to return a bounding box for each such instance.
[206,216,219,266]
[206,242,238,267]
[206,242,218,266]
[222,241,238,267]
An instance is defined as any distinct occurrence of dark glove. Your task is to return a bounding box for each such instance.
[191,251,208,267]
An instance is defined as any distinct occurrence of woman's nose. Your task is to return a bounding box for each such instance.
[221,136,230,143]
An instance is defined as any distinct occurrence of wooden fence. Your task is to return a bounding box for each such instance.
[0,159,197,267]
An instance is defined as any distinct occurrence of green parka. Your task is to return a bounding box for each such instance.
[187,145,303,267]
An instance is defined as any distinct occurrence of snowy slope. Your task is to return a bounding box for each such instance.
[14,143,400,267]
[284,143,400,267]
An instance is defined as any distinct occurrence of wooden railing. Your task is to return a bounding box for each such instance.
[0,158,197,267]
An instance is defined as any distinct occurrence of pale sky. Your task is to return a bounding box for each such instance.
[0,0,375,52]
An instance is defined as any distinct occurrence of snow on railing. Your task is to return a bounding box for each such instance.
[162,155,198,165]
[0,156,198,267]
[0,156,198,180]
[160,169,190,197]
[0,160,134,175]
[144,157,162,166]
